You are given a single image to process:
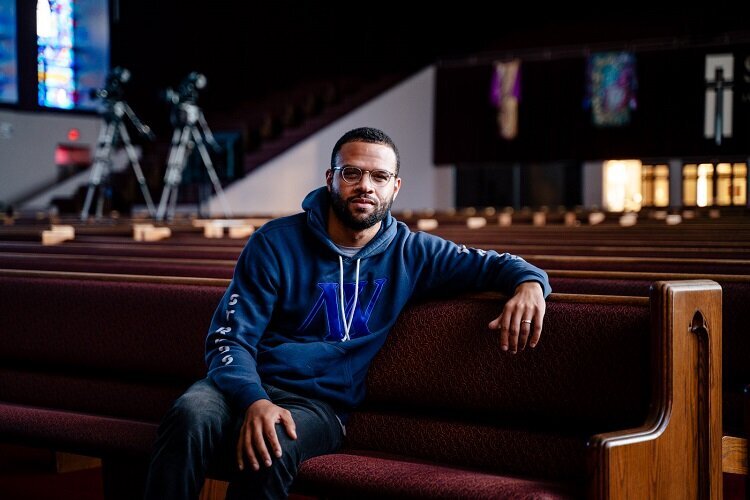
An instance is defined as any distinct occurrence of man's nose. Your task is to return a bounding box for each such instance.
[354,172,375,190]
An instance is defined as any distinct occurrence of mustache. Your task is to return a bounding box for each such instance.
[347,195,377,205]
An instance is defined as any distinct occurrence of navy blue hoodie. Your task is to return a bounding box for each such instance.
[206,187,551,415]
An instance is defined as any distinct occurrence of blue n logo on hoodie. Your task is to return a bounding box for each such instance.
[298,278,388,340]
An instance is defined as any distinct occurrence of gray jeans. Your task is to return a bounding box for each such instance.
[143,378,344,500]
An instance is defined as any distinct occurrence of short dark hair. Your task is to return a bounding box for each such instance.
[330,127,400,176]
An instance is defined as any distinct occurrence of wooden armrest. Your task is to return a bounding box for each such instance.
[588,280,723,498]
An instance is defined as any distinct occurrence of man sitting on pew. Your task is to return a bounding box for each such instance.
[143,127,551,499]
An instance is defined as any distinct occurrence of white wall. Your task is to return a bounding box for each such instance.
[668,158,682,209]
[0,109,100,205]
[582,160,603,208]
[208,66,455,216]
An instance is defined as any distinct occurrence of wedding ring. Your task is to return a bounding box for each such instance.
[521,319,532,324]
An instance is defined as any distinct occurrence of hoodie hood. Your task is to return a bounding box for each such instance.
[302,186,398,260]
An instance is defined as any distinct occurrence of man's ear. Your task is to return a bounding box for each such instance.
[392,177,402,200]
[325,169,333,191]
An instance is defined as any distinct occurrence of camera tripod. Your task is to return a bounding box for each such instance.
[81,101,156,220]
[155,102,232,220]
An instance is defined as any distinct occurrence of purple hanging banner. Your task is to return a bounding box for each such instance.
[490,59,521,139]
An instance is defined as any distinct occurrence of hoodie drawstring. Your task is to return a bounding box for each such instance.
[338,255,360,342]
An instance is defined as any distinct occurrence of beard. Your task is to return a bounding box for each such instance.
[330,189,394,231]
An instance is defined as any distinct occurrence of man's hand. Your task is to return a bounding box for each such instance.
[237,399,297,471]
[488,281,546,353]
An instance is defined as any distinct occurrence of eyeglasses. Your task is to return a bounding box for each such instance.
[333,167,397,187]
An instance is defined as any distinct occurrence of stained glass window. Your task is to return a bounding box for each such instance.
[585,52,638,127]
[0,0,17,104]
[37,0,76,109]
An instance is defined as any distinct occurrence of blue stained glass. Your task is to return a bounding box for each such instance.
[0,0,18,103]
[37,0,76,109]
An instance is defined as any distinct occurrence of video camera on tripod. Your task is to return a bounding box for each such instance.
[164,72,211,131]
[89,67,154,141]
[156,71,231,220]
[80,67,156,220]
[90,66,129,102]
[165,71,206,105]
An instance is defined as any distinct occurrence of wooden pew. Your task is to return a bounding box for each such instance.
[0,240,242,260]
[526,255,750,275]
[0,270,723,498]
[1,243,747,469]
[1,252,747,490]
[0,252,235,279]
